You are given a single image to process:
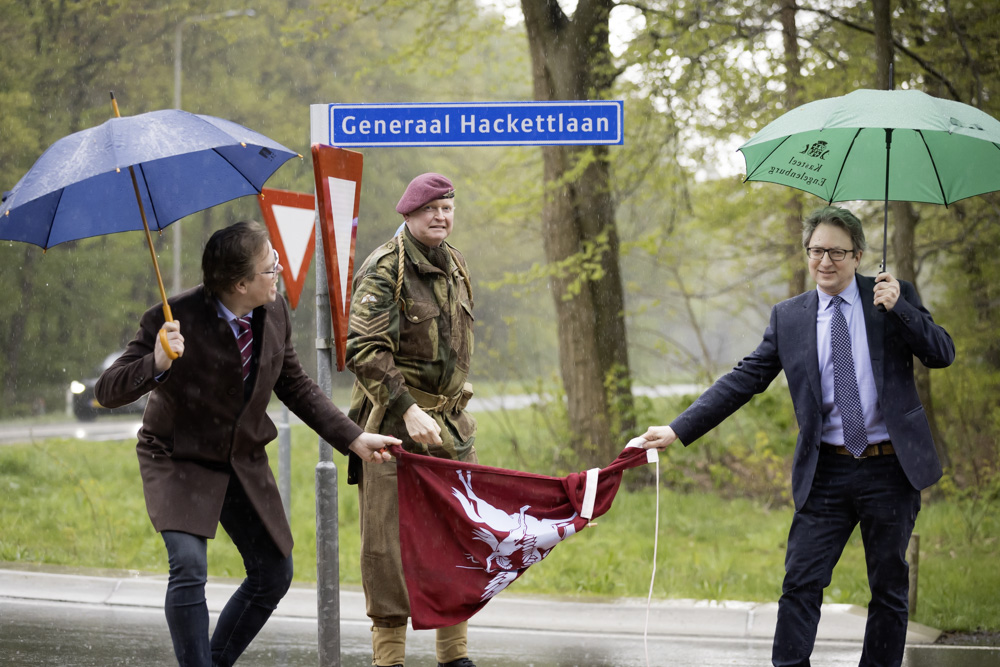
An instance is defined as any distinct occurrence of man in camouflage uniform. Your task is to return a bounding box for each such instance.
[346,173,477,667]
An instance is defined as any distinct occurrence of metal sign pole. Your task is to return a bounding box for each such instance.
[314,210,341,667]
[279,403,291,522]
[258,189,317,525]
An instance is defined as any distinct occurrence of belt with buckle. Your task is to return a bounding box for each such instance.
[408,385,464,413]
[821,441,894,458]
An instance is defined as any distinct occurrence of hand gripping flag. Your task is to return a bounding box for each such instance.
[391,442,657,629]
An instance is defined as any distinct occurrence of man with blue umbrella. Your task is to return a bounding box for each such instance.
[96,220,400,667]
[640,206,954,667]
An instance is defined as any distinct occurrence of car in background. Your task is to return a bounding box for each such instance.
[69,351,147,421]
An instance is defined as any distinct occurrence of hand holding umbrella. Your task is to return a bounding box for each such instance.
[155,320,185,370]
[873,271,900,312]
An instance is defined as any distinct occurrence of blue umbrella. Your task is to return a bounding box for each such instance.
[0,93,299,357]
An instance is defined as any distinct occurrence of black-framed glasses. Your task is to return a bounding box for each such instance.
[258,249,280,278]
[806,246,855,262]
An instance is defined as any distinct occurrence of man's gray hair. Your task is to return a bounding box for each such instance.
[802,206,867,253]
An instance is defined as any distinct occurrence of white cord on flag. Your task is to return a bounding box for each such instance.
[626,437,660,667]
[644,454,659,667]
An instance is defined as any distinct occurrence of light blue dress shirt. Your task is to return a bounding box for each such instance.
[815,279,891,446]
[216,300,252,340]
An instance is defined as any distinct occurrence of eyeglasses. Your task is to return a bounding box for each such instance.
[258,249,280,279]
[806,247,855,262]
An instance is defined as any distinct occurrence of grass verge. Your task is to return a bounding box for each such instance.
[1,408,997,635]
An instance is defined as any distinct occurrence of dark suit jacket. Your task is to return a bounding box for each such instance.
[671,274,954,510]
[95,286,362,557]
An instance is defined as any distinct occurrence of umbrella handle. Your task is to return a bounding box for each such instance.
[159,330,179,360]
[159,303,181,360]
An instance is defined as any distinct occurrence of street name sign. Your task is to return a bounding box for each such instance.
[310,101,623,147]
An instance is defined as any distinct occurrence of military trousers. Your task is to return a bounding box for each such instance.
[359,446,478,627]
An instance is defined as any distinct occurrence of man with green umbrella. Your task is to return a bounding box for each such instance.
[640,206,954,667]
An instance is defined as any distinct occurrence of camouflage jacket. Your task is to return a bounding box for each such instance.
[346,228,476,480]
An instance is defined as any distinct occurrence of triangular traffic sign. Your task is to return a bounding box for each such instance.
[311,144,363,371]
[257,188,316,310]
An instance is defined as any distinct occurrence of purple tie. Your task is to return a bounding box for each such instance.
[830,296,868,457]
[235,316,253,382]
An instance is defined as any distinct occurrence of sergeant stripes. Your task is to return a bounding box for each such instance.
[351,309,391,337]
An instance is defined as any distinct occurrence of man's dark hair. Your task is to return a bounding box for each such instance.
[202,220,270,297]
[802,206,867,253]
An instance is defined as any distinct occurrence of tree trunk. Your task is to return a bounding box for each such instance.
[873,0,893,90]
[521,0,634,466]
[780,0,806,297]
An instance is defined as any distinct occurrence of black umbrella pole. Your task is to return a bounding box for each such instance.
[878,129,893,313]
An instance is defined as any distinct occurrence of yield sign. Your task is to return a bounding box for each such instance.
[256,188,316,310]
[311,144,362,371]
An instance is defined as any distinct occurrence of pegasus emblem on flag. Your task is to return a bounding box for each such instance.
[450,470,579,601]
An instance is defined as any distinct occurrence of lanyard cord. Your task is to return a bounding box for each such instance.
[643,456,660,667]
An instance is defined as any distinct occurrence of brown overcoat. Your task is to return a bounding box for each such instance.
[95,286,362,557]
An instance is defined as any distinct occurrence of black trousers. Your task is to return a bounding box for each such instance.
[772,450,920,667]
[161,475,293,667]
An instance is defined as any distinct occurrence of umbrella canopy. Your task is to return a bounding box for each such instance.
[0,97,299,359]
[0,108,298,248]
[739,88,1000,207]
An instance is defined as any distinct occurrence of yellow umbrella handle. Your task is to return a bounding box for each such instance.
[160,304,179,361]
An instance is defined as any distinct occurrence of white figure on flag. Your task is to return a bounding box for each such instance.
[450,469,579,601]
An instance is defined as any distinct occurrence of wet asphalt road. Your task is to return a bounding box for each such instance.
[2,598,998,667]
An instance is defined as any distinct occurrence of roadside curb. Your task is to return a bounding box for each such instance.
[0,566,940,643]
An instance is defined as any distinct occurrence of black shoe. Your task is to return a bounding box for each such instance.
[437,659,476,667]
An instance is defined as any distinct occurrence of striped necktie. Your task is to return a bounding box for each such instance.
[235,316,253,382]
[830,296,868,457]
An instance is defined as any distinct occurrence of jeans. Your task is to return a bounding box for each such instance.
[162,476,293,666]
[772,450,920,667]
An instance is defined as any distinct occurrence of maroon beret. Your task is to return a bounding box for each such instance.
[395,173,455,215]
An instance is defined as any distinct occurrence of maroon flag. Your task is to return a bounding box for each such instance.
[391,443,656,630]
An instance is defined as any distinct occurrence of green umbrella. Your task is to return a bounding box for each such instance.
[738,88,1000,271]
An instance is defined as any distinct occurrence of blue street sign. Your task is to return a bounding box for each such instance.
[310,101,623,147]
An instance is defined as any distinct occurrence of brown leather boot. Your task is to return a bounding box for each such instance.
[436,659,476,667]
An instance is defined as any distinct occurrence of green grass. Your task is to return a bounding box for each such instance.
[1,406,998,634]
